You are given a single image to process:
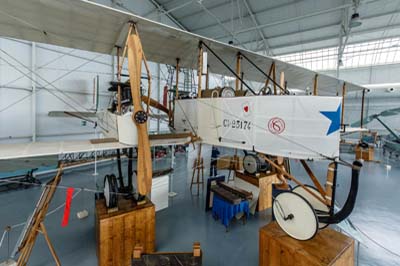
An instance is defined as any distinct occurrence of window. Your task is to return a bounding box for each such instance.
[276,37,400,71]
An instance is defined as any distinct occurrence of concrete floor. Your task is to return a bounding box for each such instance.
[0,148,399,265]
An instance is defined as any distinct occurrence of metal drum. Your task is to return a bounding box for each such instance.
[220,86,235,98]
[244,89,255,96]
[104,174,118,208]
[243,154,270,175]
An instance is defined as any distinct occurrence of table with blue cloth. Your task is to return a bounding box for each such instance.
[212,194,249,230]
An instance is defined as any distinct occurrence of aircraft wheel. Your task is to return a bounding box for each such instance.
[292,185,330,229]
[104,174,118,208]
[273,191,318,240]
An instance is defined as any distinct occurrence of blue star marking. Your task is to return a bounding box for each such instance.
[320,104,341,135]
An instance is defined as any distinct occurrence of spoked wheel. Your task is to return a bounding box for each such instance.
[104,174,118,208]
[273,192,318,240]
[292,185,330,229]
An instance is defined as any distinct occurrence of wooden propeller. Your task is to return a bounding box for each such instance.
[127,27,152,195]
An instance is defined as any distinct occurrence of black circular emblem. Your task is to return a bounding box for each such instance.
[134,110,148,124]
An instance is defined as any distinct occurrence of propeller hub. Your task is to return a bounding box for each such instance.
[134,110,148,124]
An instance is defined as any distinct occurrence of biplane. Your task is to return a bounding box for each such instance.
[0,0,366,247]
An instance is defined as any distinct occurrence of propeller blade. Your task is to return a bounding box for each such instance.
[127,31,152,196]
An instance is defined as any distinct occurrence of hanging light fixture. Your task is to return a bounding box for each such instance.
[349,13,362,28]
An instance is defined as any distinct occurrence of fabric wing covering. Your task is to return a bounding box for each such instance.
[175,96,341,160]
[0,0,364,95]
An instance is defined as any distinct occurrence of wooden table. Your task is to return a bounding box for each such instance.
[259,222,354,266]
[95,197,155,266]
[235,171,279,211]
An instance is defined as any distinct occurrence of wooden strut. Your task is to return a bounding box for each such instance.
[279,71,285,95]
[313,74,319,96]
[175,58,180,100]
[127,24,153,195]
[258,154,328,206]
[116,46,122,114]
[300,160,330,205]
[197,44,203,98]
[17,166,63,266]
[235,53,241,91]
[272,63,277,95]
[171,58,180,125]
[264,62,275,91]
[206,64,210,90]
[191,143,204,196]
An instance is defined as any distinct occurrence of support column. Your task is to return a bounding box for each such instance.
[341,82,346,128]
[31,42,36,142]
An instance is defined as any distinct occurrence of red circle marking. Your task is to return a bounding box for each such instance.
[268,117,285,134]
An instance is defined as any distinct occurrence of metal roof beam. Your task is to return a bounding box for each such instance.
[235,9,400,49]
[261,22,400,54]
[212,3,353,39]
[143,0,194,19]
[213,0,383,40]
[242,0,273,55]
[196,1,248,49]
[146,0,189,31]
[192,0,310,33]
[237,23,341,47]
[177,0,232,20]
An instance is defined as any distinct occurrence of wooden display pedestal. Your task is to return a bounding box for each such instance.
[355,144,374,161]
[95,197,155,266]
[259,222,354,266]
[132,242,202,266]
[235,171,279,211]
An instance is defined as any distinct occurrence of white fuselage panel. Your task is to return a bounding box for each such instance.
[175,96,341,160]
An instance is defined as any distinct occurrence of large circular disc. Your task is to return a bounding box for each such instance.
[220,86,235,98]
[273,192,318,240]
[292,185,330,229]
[244,89,255,96]
[104,175,118,208]
[243,154,258,174]
[104,175,111,207]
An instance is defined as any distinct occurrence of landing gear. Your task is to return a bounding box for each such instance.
[292,185,330,229]
[273,191,318,240]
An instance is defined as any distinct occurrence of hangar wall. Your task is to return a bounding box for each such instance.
[321,64,400,134]
[0,37,224,143]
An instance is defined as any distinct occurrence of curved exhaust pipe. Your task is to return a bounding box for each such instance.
[319,160,363,224]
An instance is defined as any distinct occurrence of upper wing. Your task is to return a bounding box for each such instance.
[0,0,364,95]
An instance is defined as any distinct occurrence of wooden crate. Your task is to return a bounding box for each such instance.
[259,222,354,266]
[355,145,374,161]
[235,171,279,211]
[95,197,155,266]
[132,242,202,266]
